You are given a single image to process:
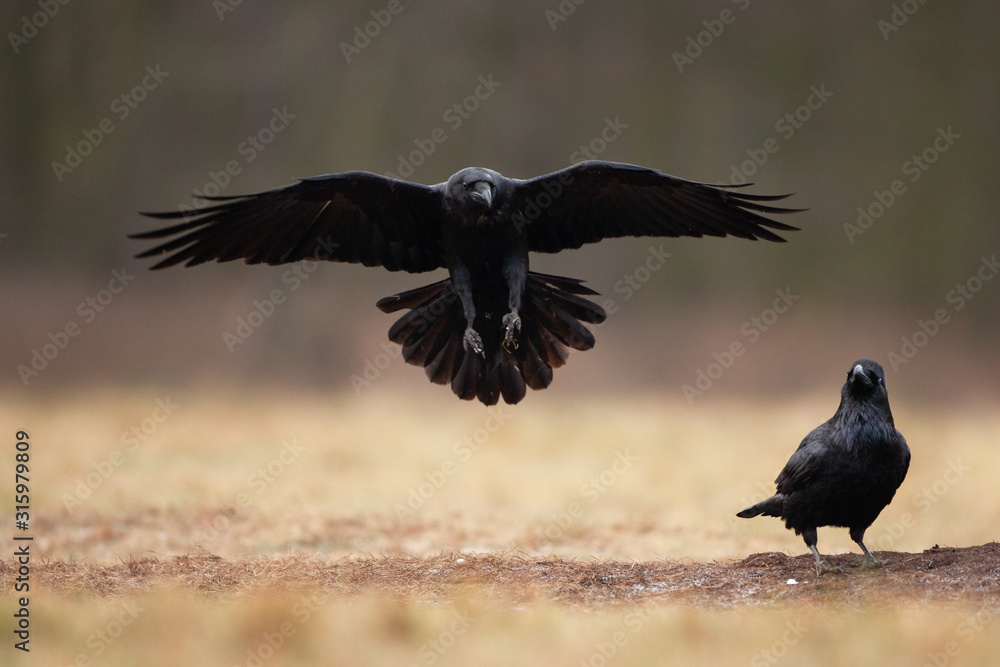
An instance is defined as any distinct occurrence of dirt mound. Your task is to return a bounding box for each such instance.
[6,543,998,609]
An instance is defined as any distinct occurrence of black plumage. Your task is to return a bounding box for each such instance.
[131,161,801,404]
[737,359,911,573]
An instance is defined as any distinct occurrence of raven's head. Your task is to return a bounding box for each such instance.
[444,167,498,214]
[843,359,890,406]
[836,358,898,438]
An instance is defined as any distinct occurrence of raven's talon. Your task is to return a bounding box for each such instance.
[502,311,521,350]
[463,328,485,357]
[815,560,843,575]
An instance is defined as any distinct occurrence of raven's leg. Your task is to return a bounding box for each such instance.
[501,253,527,350]
[803,527,842,574]
[452,260,484,357]
[850,526,882,568]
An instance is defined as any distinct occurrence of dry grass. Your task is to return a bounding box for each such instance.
[2,386,999,665]
[6,544,999,607]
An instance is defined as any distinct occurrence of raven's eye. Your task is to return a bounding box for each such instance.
[462,182,472,191]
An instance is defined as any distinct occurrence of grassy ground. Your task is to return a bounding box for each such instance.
[2,386,999,665]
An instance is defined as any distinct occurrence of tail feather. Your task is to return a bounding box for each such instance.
[499,352,526,404]
[541,289,607,326]
[451,348,480,401]
[378,271,606,405]
[527,271,601,296]
[534,326,570,368]
[383,281,460,368]
[401,311,453,367]
[425,336,459,385]
[540,301,597,350]
[521,337,554,390]
[736,495,785,519]
[480,356,503,405]
[376,279,451,313]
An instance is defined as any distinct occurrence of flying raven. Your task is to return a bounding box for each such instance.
[737,359,911,574]
[132,160,800,404]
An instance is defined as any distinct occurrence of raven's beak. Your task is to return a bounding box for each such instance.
[850,364,872,386]
[470,181,493,208]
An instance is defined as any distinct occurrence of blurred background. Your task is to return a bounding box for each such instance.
[4,9,999,665]
[2,0,998,403]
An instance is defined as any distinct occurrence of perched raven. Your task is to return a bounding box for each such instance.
[737,359,911,574]
[132,161,800,404]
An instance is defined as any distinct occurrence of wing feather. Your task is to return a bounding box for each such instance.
[131,172,446,273]
[511,161,801,254]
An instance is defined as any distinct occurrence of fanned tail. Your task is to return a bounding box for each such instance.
[376,272,607,405]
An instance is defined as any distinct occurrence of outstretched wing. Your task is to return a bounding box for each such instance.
[131,171,446,272]
[509,161,802,254]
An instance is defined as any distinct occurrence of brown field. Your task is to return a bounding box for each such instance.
[2,387,1000,666]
